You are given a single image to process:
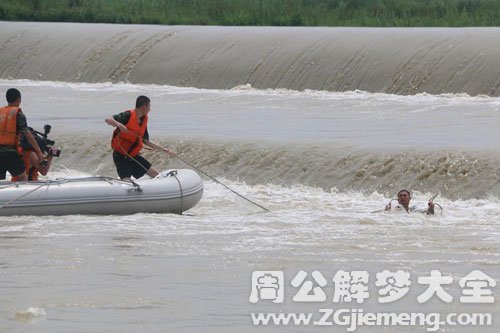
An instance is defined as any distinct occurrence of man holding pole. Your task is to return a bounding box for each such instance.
[105,95,269,212]
[105,95,175,180]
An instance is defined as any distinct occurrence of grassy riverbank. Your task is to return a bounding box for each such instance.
[1,0,499,26]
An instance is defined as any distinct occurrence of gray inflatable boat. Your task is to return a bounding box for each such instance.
[0,169,203,216]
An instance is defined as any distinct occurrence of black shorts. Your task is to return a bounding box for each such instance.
[112,151,152,179]
[0,150,25,180]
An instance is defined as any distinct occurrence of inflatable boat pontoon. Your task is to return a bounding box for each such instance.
[0,169,203,216]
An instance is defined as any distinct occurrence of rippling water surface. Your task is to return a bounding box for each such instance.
[0,79,498,332]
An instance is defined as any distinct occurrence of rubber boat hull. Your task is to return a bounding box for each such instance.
[0,169,203,216]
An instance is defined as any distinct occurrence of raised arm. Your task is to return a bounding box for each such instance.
[105,117,128,133]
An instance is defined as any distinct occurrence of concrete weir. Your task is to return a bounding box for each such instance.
[1,21,499,95]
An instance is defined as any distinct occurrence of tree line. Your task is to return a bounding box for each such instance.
[1,0,498,26]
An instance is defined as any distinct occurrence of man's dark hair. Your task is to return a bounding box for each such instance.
[136,95,150,109]
[6,88,21,104]
[397,189,411,198]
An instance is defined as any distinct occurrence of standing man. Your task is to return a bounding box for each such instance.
[105,95,175,180]
[0,88,44,181]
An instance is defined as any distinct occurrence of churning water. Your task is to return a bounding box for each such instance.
[0,23,499,332]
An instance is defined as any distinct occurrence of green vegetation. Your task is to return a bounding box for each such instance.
[0,0,499,26]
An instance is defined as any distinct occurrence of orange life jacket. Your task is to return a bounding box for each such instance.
[0,106,20,146]
[11,148,38,181]
[111,110,148,158]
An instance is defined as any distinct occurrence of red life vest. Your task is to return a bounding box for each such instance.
[111,110,148,157]
[11,148,38,181]
[0,106,20,146]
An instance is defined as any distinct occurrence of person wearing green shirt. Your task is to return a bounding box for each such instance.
[0,88,44,181]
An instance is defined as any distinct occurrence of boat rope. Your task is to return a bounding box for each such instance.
[51,176,142,189]
[0,181,51,209]
[0,175,149,210]
[168,170,184,214]
[0,183,19,190]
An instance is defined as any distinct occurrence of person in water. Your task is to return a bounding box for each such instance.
[0,88,45,181]
[385,189,435,215]
[105,95,175,180]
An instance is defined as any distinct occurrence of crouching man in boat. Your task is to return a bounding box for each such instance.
[0,88,44,181]
[11,140,58,182]
[105,95,175,180]
[384,189,435,215]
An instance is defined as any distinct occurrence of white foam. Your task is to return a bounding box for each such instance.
[14,307,46,323]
